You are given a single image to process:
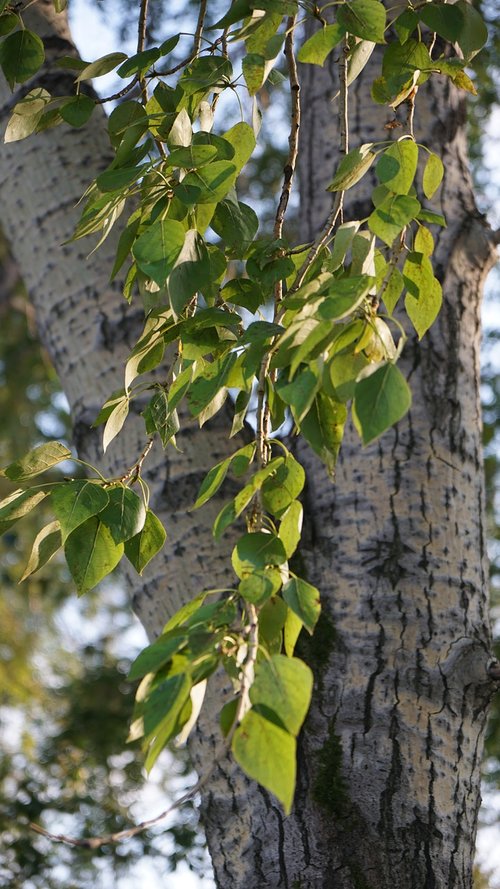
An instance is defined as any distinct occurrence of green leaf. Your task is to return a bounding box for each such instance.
[0,13,20,37]
[20,521,62,582]
[277,366,320,426]
[0,488,48,535]
[128,629,186,680]
[279,500,303,559]
[381,265,404,315]
[187,353,236,419]
[259,596,288,649]
[368,194,420,246]
[65,517,124,595]
[414,225,434,257]
[417,208,446,227]
[318,274,375,320]
[376,139,418,194]
[51,479,109,542]
[76,52,128,81]
[99,485,146,544]
[232,710,296,813]
[147,390,179,447]
[251,654,313,736]
[117,47,161,78]
[242,52,268,95]
[222,122,256,177]
[232,532,287,579]
[193,443,255,510]
[328,350,368,401]
[0,29,45,88]
[211,196,259,254]
[167,144,218,168]
[192,131,235,161]
[403,252,442,338]
[353,363,412,444]
[284,608,303,657]
[455,0,488,61]
[239,568,283,605]
[422,152,444,200]
[394,8,418,43]
[175,161,237,205]
[132,219,186,286]
[297,23,345,65]
[96,163,149,193]
[4,88,51,142]
[60,95,95,127]
[168,230,211,316]
[300,393,347,474]
[419,2,464,42]
[210,0,253,29]
[108,100,148,147]
[142,674,192,770]
[261,454,305,517]
[330,221,360,270]
[2,441,71,481]
[337,0,386,43]
[103,395,129,453]
[212,459,285,539]
[381,39,431,98]
[282,576,321,634]
[327,143,376,192]
[125,509,167,574]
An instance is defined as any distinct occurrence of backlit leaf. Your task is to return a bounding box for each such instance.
[337,0,386,43]
[20,521,62,581]
[65,516,124,595]
[233,710,296,813]
[99,485,146,544]
[0,29,45,88]
[2,441,71,481]
[297,24,345,65]
[0,488,48,535]
[125,509,167,574]
[353,362,411,444]
[51,479,109,542]
[282,576,321,633]
[250,654,313,736]
[422,152,444,200]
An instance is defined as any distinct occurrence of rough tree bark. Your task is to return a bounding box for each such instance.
[0,3,499,888]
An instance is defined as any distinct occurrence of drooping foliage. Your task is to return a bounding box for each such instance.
[0,0,490,819]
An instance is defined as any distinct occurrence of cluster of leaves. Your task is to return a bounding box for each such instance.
[0,0,489,812]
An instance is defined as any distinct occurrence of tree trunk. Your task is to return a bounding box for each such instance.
[0,5,499,889]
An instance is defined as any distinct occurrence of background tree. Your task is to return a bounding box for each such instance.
[0,1,499,888]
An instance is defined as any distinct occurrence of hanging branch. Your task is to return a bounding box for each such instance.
[289,36,350,293]
[137,0,149,102]
[256,15,301,482]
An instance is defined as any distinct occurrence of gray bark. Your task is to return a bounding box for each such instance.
[0,5,499,888]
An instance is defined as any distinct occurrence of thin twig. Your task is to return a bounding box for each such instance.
[256,353,272,474]
[29,606,259,850]
[155,0,207,77]
[289,36,350,293]
[273,17,301,250]
[193,0,208,58]
[255,16,301,480]
[137,0,149,103]
[96,76,139,105]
